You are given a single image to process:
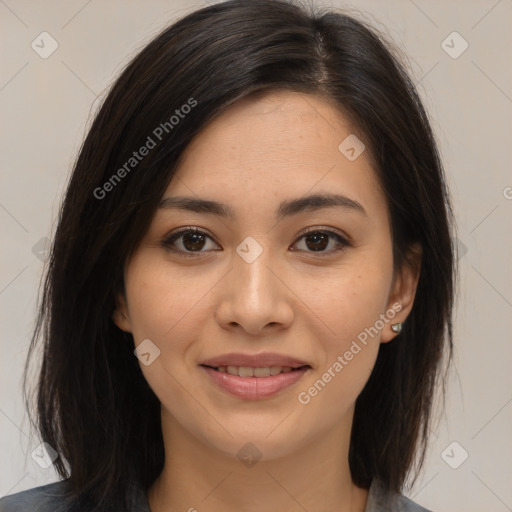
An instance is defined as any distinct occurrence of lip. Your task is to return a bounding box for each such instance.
[200,365,310,400]
[200,352,310,369]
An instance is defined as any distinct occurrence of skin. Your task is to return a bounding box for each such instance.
[114,90,421,512]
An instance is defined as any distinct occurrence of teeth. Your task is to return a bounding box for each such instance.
[218,365,296,377]
[254,367,270,377]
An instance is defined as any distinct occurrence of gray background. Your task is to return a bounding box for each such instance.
[1,0,511,510]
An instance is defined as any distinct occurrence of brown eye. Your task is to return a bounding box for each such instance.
[162,227,350,258]
[181,231,207,251]
[162,228,219,257]
[304,232,329,251]
[291,230,350,255]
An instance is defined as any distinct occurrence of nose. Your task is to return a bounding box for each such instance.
[214,245,294,336]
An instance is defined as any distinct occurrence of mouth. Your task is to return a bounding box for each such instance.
[199,364,312,400]
[200,364,311,377]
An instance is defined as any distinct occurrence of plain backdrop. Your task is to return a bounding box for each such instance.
[1,1,511,511]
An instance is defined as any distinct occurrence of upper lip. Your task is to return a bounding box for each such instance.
[200,352,311,369]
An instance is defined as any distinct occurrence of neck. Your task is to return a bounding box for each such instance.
[148,407,369,512]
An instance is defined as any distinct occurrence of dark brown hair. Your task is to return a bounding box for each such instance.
[25,0,455,509]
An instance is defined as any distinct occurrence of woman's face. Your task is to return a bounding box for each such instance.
[115,90,418,461]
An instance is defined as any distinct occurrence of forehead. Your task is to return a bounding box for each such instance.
[165,90,387,221]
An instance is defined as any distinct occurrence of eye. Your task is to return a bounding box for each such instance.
[162,227,219,257]
[291,228,351,256]
[161,227,351,257]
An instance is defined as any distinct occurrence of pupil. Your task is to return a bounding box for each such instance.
[184,233,205,251]
[306,233,328,251]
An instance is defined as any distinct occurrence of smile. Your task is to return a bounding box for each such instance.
[209,365,300,377]
[200,364,310,400]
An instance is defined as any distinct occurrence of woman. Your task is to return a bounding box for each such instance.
[0,0,455,510]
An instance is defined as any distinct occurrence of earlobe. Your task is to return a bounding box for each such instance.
[112,294,132,332]
[390,322,403,334]
[381,243,422,343]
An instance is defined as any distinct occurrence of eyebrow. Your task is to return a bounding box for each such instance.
[157,192,367,219]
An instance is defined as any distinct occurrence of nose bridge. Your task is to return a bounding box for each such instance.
[215,236,293,333]
[233,236,278,308]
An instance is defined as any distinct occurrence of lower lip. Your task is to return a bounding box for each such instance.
[200,366,310,400]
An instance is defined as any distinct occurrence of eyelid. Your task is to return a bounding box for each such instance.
[164,226,218,242]
[298,225,352,243]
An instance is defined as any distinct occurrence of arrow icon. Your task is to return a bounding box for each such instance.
[338,134,365,161]
[134,339,161,366]
[441,441,468,469]
[32,237,50,262]
[31,442,58,468]
[31,31,59,59]
[441,31,468,59]
[236,237,263,263]
[237,442,262,468]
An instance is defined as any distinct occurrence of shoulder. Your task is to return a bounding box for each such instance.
[394,494,433,512]
[366,479,433,512]
[0,481,74,512]
[0,479,150,512]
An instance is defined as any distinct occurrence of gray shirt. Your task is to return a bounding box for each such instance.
[0,478,432,511]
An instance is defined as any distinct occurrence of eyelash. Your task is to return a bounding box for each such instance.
[161,226,351,258]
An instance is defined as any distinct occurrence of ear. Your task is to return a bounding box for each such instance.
[381,243,422,343]
[112,292,132,333]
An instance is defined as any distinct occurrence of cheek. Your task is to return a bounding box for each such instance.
[123,254,210,401]
[124,252,208,342]
[292,247,393,407]
[295,249,393,346]
[294,268,389,419]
